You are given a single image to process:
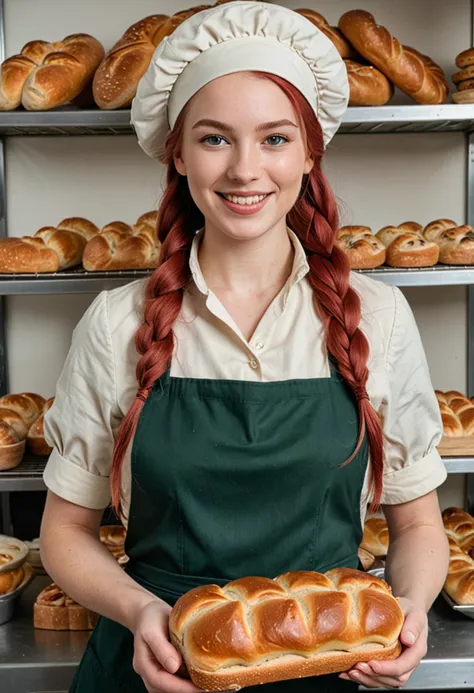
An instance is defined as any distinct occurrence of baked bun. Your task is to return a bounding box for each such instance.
[456,48,474,69]
[360,517,389,557]
[436,226,474,265]
[338,10,448,104]
[169,568,403,691]
[93,15,169,109]
[376,225,438,267]
[27,397,54,456]
[296,10,358,59]
[443,507,474,555]
[0,565,24,595]
[337,226,386,269]
[345,60,394,106]
[423,219,457,242]
[34,583,98,630]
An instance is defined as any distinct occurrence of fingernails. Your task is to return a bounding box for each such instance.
[357,663,371,674]
[405,631,417,645]
[164,656,179,673]
[339,673,350,680]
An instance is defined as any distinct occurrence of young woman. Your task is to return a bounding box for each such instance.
[40,3,449,692]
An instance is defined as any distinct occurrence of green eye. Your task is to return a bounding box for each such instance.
[266,135,288,146]
[203,135,226,146]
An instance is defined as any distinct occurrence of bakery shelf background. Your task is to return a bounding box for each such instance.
[0,2,472,524]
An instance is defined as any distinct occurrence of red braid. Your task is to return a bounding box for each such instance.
[110,112,203,514]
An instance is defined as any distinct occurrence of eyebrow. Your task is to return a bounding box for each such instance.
[191,118,298,132]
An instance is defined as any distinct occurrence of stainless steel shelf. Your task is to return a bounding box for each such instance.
[1,577,474,692]
[0,454,47,491]
[442,457,474,473]
[1,264,474,295]
[1,105,474,137]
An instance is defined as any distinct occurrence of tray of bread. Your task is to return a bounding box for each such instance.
[441,507,474,615]
[0,534,29,573]
[435,390,474,456]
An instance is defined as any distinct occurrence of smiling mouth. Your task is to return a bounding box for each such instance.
[217,192,271,206]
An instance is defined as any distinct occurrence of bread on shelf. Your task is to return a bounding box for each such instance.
[0,218,99,274]
[360,516,389,557]
[27,397,54,456]
[99,524,128,566]
[82,211,160,271]
[34,583,98,630]
[0,392,46,470]
[93,15,169,110]
[376,224,439,267]
[443,507,474,555]
[337,226,386,269]
[0,35,104,111]
[442,507,474,605]
[436,390,474,437]
[169,568,403,690]
[296,10,358,60]
[344,60,394,107]
[338,10,448,105]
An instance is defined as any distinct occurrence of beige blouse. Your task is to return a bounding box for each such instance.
[43,230,446,526]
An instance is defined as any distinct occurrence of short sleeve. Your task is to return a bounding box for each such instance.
[380,287,447,505]
[43,291,122,509]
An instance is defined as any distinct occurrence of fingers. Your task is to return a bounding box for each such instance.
[134,640,204,693]
[340,668,414,689]
[366,633,427,677]
[399,607,427,649]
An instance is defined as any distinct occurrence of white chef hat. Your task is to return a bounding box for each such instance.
[131,1,349,159]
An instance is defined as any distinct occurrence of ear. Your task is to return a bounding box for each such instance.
[174,155,187,176]
[303,155,314,175]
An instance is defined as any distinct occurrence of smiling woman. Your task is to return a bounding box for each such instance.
[40,3,449,693]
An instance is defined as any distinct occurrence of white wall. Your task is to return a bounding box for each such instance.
[3,0,471,509]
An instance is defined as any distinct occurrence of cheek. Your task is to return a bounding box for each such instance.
[268,150,307,188]
[186,151,224,194]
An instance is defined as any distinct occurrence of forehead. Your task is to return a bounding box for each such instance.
[184,72,298,125]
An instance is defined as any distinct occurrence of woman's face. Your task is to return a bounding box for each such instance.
[174,72,313,242]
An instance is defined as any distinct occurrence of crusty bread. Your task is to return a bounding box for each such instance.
[0,392,46,470]
[436,226,474,265]
[336,226,385,269]
[423,219,457,242]
[0,34,104,111]
[360,517,389,557]
[338,10,448,105]
[27,397,54,456]
[82,212,160,271]
[93,15,169,110]
[0,218,99,274]
[345,60,394,106]
[296,10,358,60]
[456,48,474,69]
[376,225,439,267]
[169,568,403,690]
[34,583,98,630]
[436,391,474,436]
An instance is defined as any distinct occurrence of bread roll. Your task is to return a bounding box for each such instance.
[345,60,394,106]
[436,226,474,265]
[27,397,54,456]
[443,507,474,554]
[0,565,24,595]
[456,48,474,69]
[0,218,99,274]
[453,65,474,85]
[93,15,169,109]
[444,537,474,605]
[423,219,457,242]
[337,226,385,269]
[296,10,358,60]
[169,568,403,690]
[12,34,105,110]
[34,583,98,630]
[360,517,389,557]
[338,10,448,105]
[376,224,438,267]
[82,213,160,271]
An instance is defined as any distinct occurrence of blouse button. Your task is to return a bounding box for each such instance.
[254,341,264,350]
[249,359,259,370]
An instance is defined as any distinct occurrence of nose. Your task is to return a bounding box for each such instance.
[226,142,261,184]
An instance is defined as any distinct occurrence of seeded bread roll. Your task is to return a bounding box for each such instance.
[169,568,403,690]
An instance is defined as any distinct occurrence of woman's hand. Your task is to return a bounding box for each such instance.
[338,597,428,689]
[132,599,205,693]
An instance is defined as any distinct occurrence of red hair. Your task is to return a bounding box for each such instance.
[111,73,384,515]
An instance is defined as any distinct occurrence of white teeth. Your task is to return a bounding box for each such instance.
[222,193,267,205]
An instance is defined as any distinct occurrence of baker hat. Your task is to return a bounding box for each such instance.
[131,1,349,159]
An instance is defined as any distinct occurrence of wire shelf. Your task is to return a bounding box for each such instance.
[0,454,47,491]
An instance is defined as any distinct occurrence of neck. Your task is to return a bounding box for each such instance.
[198,222,294,296]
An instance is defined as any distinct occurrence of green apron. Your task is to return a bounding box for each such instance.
[70,363,368,693]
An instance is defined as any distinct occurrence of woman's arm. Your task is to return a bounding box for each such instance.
[383,489,449,611]
[40,491,158,632]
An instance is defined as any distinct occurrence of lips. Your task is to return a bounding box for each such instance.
[217,191,272,215]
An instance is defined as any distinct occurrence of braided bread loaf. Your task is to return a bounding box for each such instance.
[435,391,474,437]
[169,568,403,690]
[0,218,99,273]
[0,34,104,111]
[27,397,54,456]
[442,508,474,605]
[360,517,389,557]
[0,393,46,470]
[82,212,160,271]
[93,15,168,109]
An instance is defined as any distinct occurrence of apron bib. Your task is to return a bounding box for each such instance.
[71,365,368,693]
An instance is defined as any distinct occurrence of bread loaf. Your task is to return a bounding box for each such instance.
[27,397,54,456]
[376,225,439,267]
[93,15,169,110]
[435,391,474,437]
[82,212,160,271]
[336,226,385,269]
[169,568,403,690]
[153,6,212,46]
[0,392,46,469]
[338,10,448,105]
[360,517,389,557]
[344,60,394,106]
[423,219,457,242]
[436,226,474,265]
[296,10,358,60]
[34,583,98,630]
[0,34,104,111]
[443,507,474,555]
[442,508,474,605]
[0,218,99,273]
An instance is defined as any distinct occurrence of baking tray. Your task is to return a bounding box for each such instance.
[441,589,474,619]
[0,535,29,573]
[0,562,34,625]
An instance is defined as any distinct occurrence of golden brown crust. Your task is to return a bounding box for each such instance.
[337,227,385,269]
[169,568,403,689]
[436,226,474,265]
[34,583,98,630]
[338,10,448,104]
[27,398,54,456]
[345,59,394,106]
[360,517,389,557]
[0,565,24,595]
[296,10,358,59]
[93,15,169,109]
[423,219,458,242]
[442,510,474,605]
[456,48,474,69]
